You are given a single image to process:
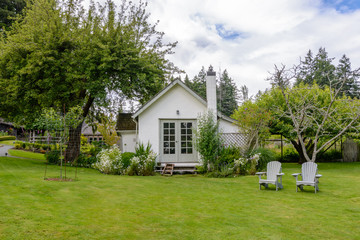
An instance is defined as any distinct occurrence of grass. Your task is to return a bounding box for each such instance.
[0,157,359,240]
[8,149,46,160]
[0,140,16,146]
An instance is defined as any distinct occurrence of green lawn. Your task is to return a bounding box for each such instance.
[0,156,359,240]
[8,149,46,160]
[0,140,16,146]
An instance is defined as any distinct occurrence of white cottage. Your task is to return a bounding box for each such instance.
[119,67,239,165]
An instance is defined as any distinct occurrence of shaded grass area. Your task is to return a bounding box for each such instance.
[8,149,46,160]
[0,140,16,146]
[0,157,359,240]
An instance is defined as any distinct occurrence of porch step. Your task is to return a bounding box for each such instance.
[162,163,174,176]
[156,163,198,175]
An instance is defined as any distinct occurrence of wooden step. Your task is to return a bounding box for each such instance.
[162,163,174,176]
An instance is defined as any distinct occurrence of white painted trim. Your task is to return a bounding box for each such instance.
[133,80,207,118]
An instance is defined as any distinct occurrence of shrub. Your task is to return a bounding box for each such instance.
[279,147,299,162]
[93,145,123,174]
[233,153,261,175]
[127,143,156,176]
[317,149,342,162]
[194,112,222,171]
[76,153,97,168]
[216,146,242,168]
[14,143,21,149]
[45,150,60,164]
[206,164,234,178]
[251,147,276,171]
[81,135,88,146]
[121,152,135,169]
[0,136,16,141]
[0,130,9,136]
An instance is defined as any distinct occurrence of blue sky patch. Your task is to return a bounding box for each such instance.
[322,0,360,12]
[215,24,245,40]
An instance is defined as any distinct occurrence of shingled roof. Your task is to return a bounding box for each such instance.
[116,113,136,131]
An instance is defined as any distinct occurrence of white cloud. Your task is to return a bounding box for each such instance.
[84,0,360,96]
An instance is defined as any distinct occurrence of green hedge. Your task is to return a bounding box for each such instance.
[0,136,16,141]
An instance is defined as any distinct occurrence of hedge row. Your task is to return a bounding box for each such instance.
[0,136,16,141]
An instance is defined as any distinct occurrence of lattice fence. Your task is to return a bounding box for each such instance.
[221,133,247,151]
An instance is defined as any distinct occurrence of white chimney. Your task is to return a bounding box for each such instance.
[206,65,217,122]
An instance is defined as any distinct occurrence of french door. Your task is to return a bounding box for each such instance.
[160,120,197,162]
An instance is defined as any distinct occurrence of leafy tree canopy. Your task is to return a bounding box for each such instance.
[0,0,177,161]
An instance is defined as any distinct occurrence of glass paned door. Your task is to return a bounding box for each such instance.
[160,120,197,162]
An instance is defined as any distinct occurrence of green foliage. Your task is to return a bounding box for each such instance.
[96,114,120,146]
[193,112,222,171]
[0,135,15,141]
[121,152,135,169]
[278,147,300,163]
[134,142,153,157]
[217,69,239,116]
[0,0,26,30]
[185,67,239,116]
[232,100,271,152]
[80,135,88,146]
[75,153,97,168]
[295,48,360,98]
[0,0,177,129]
[317,150,342,162]
[93,145,123,175]
[127,143,156,176]
[0,130,9,136]
[45,150,60,164]
[216,146,242,167]
[250,147,276,171]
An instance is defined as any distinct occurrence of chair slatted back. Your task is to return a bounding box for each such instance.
[266,161,281,181]
[301,162,317,182]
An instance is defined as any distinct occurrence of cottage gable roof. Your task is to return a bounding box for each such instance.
[133,80,207,118]
[132,79,236,124]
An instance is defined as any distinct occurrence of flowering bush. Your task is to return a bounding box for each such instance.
[127,152,157,176]
[93,145,124,174]
[233,153,261,175]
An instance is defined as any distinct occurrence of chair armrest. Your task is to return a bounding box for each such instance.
[292,173,301,177]
[315,174,322,178]
[277,173,285,176]
[255,172,266,175]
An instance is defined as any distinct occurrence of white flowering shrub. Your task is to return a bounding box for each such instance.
[127,152,157,176]
[127,143,157,176]
[233,153,261,175]
[93,145,124,174]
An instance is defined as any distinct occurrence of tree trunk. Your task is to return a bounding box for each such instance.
[291,140,307,163]
[291,138,315,163]
[64,122,83,162]
[64,95,94,162]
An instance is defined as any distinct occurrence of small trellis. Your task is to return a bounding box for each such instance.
[221,133,247,152]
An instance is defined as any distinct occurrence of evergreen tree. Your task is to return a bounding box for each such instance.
[217,70,238,116]
[184,67,207,100]
[185,67,239,116]
[0,0,25,30]
[295,48,359,98]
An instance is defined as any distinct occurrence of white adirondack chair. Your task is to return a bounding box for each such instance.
[292,162,322,193]
[255,161,284,191]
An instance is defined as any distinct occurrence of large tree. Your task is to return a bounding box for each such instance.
[0,0,177,161]
[267,65,360,162]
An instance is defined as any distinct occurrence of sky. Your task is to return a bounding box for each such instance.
[85,0,360,97]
